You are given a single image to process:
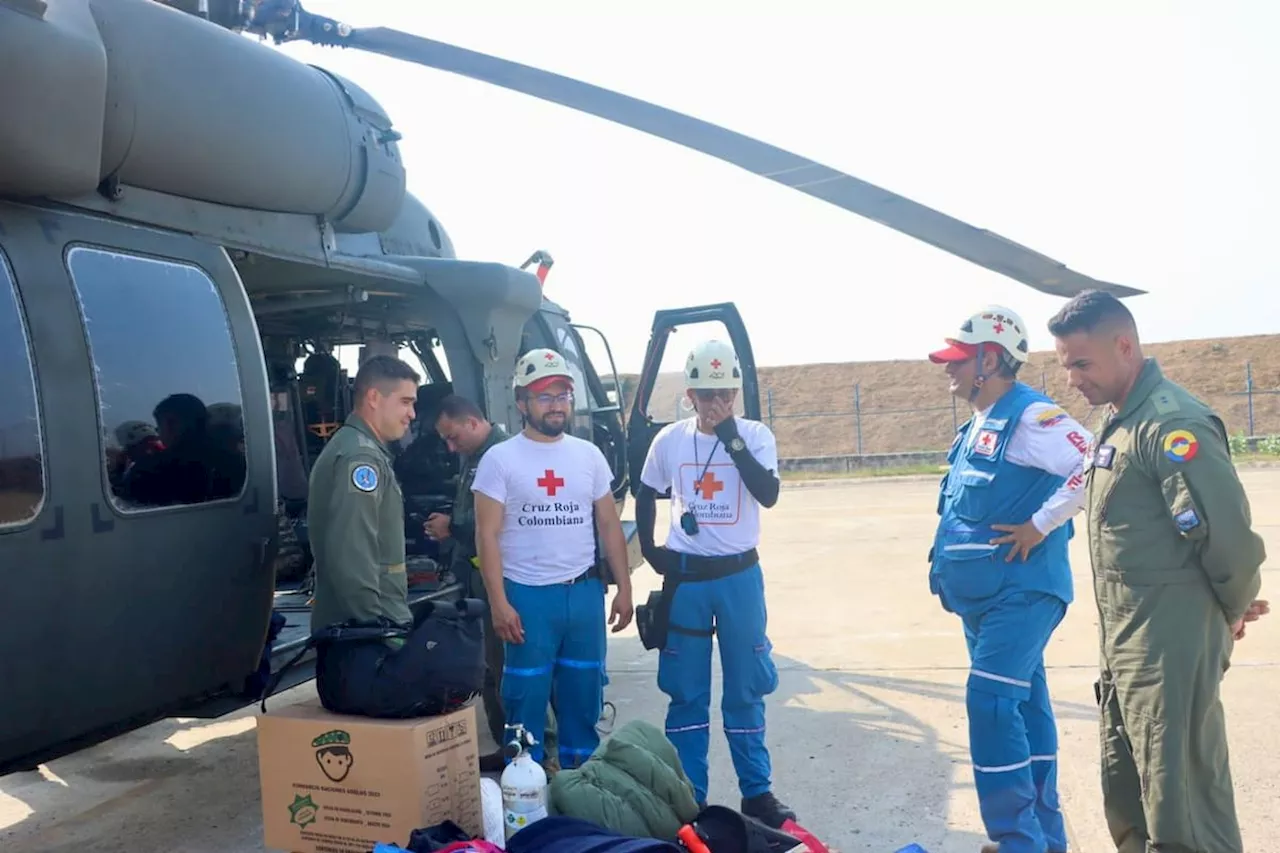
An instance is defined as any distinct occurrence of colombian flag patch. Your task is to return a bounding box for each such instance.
[1036,407,1069,428]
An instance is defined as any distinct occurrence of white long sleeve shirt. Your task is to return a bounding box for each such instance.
[964,400,1093,535]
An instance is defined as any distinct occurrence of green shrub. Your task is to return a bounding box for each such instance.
[1258,434,1280,456]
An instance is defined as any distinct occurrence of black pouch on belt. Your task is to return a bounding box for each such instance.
[637,575,680,651]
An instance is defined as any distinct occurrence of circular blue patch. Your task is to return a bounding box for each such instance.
[352,464,379,492]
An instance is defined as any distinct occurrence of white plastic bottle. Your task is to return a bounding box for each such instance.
[499,724,549,841]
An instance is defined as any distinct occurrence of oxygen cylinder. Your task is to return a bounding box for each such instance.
[499,725,548,841]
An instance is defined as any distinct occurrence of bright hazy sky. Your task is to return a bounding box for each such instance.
[269,0,1276,377]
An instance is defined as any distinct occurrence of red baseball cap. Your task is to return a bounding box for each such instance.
[928,339,979,364]
[527,374,574,394]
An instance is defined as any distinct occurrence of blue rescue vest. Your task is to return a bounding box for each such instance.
[929,382,1075,615]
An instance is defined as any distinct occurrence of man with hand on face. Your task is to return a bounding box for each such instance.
[428,395,559,772]
[633,339,795,829]
[471,348,634,771]
[926,307,1091,853]
[1048,289,1269,853]
[309,356,483,718]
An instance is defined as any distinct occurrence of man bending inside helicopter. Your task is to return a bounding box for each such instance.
[307,355,483,718]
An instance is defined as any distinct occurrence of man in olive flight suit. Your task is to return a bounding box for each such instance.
[1048,290,1270,853]
[428,394,559,771]
[309,355,484,718]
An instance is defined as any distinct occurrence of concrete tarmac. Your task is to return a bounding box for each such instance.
[2,471,1277,852]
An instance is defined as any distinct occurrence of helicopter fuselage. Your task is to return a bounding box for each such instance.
[0,0,763,774]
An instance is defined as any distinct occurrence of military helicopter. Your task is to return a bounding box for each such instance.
[0,0,1141,775]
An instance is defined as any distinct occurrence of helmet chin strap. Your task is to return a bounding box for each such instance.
[968,342,988,403]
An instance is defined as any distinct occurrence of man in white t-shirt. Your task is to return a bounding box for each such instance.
[472,347,633,770]
[926,306,1090,853]
[633,339,795,829]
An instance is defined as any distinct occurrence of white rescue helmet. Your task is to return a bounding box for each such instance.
[685,339,742,390]
[513,347,575,393]
[928,305,1030,372]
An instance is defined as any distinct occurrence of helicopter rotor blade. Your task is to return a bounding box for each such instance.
[278,14,1142,299]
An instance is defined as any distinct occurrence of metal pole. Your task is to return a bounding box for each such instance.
[1247,361,1255,436]
[854,382,863,456]
[766,387,775,430]
[951,396,957,432]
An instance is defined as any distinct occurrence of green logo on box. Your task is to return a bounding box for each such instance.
[288,793,318,828]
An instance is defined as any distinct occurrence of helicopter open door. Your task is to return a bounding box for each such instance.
[626,303,759,499]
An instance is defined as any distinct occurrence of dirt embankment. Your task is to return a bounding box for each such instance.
[620,334,1280,458]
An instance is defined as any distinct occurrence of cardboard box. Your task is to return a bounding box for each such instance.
[257,700,482,853]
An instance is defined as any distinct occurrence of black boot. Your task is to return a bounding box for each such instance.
[741,792,796,828]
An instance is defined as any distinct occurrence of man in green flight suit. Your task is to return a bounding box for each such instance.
[309,356,485,718]
[1047,290,1270,853]
[428,394,559,772]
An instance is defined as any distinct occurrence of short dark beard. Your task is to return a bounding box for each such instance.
[529,414,566,438]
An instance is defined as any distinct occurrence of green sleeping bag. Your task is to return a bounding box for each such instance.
[547,719,702,841]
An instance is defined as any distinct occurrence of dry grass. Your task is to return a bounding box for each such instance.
[623,333,1280,458]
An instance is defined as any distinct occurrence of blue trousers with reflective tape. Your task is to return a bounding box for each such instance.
[961,590,1068,853]
[658,562,779,804]
[502,576,605,770]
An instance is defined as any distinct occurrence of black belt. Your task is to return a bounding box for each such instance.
[560,564,601,585]
[664,548,759,639]
[669,548,759,582]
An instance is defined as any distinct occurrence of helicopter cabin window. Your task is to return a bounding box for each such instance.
[550,321,596,416]
[66,247,248,512]
[0,252,44,529]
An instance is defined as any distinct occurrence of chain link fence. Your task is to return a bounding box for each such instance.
[633,361,1280,460]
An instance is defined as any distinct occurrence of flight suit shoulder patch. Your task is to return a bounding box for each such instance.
[350,462,379,492]
[348,457,383,493]
[1158,425,1202,465]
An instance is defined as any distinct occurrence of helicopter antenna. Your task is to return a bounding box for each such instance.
[519,250,555,287]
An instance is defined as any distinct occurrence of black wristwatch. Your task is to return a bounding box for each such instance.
[727,437,747,453]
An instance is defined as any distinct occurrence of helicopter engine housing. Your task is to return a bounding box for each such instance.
[0,0,407,234]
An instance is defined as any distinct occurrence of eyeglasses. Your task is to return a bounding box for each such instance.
[693,389,734,402]
[534,392,573,406]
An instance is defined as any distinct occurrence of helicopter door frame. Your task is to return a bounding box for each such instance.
[569,321,629,500]
[526,308,630,502]
[625,302,760,499]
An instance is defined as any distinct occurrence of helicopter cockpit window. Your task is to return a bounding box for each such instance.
[66,247,248,512]
[0,251,44,530]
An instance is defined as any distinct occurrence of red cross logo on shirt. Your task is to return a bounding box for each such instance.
[710,359,722,369]
[693,472,724,500]
[537,469,565,496]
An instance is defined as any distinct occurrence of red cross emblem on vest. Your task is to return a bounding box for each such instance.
[975,430,998,457]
